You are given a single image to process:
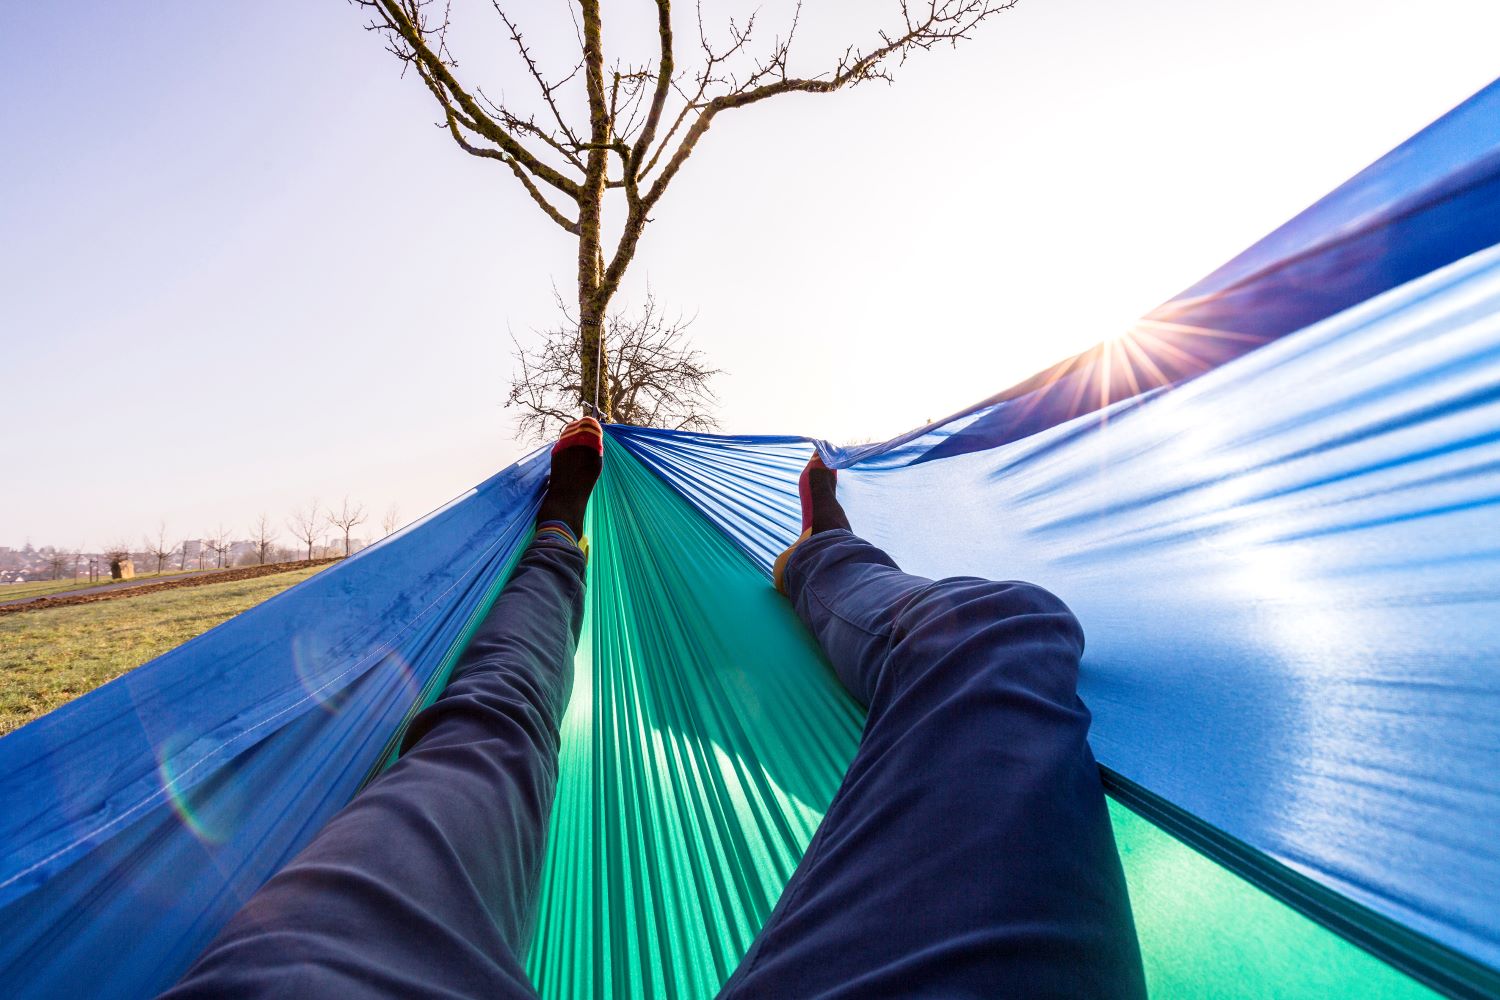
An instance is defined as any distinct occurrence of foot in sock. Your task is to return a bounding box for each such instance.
[536,417,603,541]
[775,452,850,593]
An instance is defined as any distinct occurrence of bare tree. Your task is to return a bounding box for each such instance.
[288,500,323,562]
[326,497,368,557]
[250,513,279,565]
[145,522,176,574]
[357,0,1010,417]
[509,290,719,441]
[207,525,233,569]
[45,549,70,580]
[382,502,402,537]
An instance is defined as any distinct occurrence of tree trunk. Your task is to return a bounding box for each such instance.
[578,296,610,418]
[576,182,611,419]
[576,0,612,421]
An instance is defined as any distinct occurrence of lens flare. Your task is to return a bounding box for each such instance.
[155,736,231,845]
[379,648,422,713]
[1002,314,1271,436]
[290,633,358,714]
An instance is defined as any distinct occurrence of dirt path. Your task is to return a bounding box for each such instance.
[0,559,339,616]
[0,567,237,607]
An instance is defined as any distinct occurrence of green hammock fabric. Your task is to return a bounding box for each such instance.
[1111,802,1431,998]
[523,441,1434,998]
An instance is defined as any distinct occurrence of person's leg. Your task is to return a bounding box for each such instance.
[164,420,603,1000]
[723,462,1145,999]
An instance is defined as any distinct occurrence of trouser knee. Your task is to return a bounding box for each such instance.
[887,579,1085,706]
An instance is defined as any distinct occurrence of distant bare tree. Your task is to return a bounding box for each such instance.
[250,513,278,565]
[509,291,720,441]
[207,525,233,569]
[382,502,402,537]
[45,550,69,580]
[288,500,323,562]
[326,497,368,557]
[145,522,176,574]
[357,0,1011,416]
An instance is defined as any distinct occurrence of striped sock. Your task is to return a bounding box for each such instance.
[554,417,604,457]
[535,519,579,548]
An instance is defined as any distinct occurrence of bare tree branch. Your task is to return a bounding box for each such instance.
[356,0,580,197]
[382,503,403,537]
[442,109,580,233]
[508,291,720,442]
[207,525,233,569]
[326,497,369,557]
[493,4,586,158]
[287,499,324,562]
[144,522,176,574]
[251,513,279,565]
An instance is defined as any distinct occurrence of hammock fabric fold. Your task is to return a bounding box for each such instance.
[2,78,1499,999]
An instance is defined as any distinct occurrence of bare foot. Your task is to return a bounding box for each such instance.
[775,452,850,593]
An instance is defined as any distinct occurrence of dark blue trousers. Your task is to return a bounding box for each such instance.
[721,530,1145,998]
[165,535,587,998]
[167,530,1144,998]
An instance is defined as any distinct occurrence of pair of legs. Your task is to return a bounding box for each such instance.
[167,439,1144,998]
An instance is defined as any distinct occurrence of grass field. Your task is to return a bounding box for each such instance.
[0,565,325,735]
[0,567,224,602]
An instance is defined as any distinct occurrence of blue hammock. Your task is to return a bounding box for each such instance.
[2,79,1498,999]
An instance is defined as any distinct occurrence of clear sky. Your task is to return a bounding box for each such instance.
[2,0,1498,550]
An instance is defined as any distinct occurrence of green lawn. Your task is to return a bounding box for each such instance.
[0,565,325,735]
[0,567,224,602]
